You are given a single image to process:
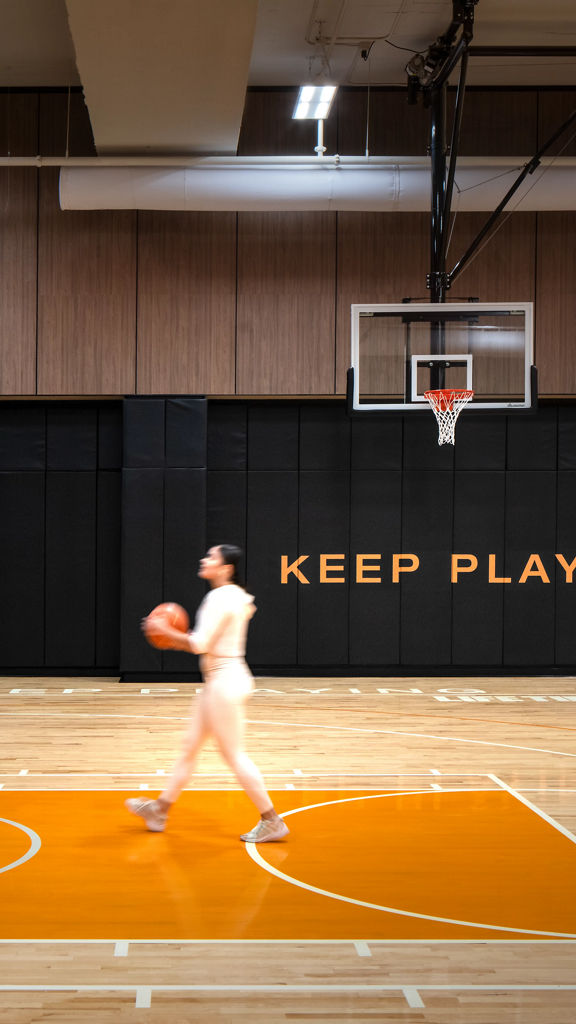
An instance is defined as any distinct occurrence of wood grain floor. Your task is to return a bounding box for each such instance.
[1,674,576,1022]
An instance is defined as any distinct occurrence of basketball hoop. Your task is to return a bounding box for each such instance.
[424,389,474,445]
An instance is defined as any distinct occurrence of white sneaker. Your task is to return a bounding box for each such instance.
[240,817,289,843]
[125,798,167,832]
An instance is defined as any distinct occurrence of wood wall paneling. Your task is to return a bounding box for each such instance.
[538,90,576,157]
[447,213,536,302]
[335,212,429,393]
[238,89,337,156]
[137,213,237,395]
[37,169,137,395]
[444,213,536,399]
[368,90,430,156]
[237,212,337,395]
[453,90,538,156]
[38,91,96,157]
[536,212,576,395]
[0,92,38,155]
[0,169,38,394]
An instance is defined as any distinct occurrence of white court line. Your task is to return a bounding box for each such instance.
[431,783,442,791]
[0,819,41,874]
[489,775,576,846]
[1,710,575,759]
[403,986,425,1008]
[251,718,576,760]
[18,770,28,776]
[246,792,576,939]
[114,941,129,957]
[135,986,151,1008]
[353,941,371,957]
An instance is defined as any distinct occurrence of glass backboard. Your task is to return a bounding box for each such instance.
[349,302,535,411]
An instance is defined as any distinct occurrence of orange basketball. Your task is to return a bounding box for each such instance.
[145,602,190,649]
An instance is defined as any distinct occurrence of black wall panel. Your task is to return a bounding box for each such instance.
[120,468,165,673]
[208,403,247,470]
[558,407,576,470]
[403,413,455,471]
[246,471,299,663]
[162,468,207,674]
[507,407,557,470]
[45,471,97,666]
[248,405,299,470]
[455,416,507,471]
[98,405,123,470]
[2,399,576,676]
[0,402,122,672]
[46,406,97,470]
[119,398,208,678]
[0,406,45,469]
[300,405,350,470]
[123,399,165,468]
[351,417,402,471]
[401,471,454,665]
[166,399,207,468]
[96,470,122,667]
[349,470,402,664]
[503,471,557,665]
[207,471,247,552]
[0,472,45,666]
[555,471,576,664]
[298,470,350,664]
[452,472,506,665]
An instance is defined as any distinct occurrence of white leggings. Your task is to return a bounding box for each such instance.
[160,656,272,814]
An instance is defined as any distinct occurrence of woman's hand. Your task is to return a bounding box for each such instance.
[141,615,193,651]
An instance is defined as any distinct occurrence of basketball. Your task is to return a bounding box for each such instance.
[145,602,190,649]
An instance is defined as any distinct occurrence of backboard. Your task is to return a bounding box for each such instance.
[349,302,535,412]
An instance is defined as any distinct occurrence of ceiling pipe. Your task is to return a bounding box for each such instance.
[55,156,576,212]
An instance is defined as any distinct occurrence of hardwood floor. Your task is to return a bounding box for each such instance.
[1,675,576,1022]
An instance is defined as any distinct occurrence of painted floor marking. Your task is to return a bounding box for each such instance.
[0,710,575,759]
[489,775,576,846]
[135,986,151,1008]
[114,942,129,957]
[246,792,576,939]
[0,819,41,874]
[353,941,371,957]
[404,986,425,1008]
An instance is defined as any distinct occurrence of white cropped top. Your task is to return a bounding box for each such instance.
[190,584,256,657]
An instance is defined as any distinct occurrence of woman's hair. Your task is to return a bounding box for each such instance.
[218,544,244,587]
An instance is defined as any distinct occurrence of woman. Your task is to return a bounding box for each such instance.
[126,544,289,843]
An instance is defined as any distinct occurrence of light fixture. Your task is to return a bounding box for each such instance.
[292,84,337,121]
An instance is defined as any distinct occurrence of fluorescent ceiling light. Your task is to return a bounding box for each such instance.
[293,85,337,120]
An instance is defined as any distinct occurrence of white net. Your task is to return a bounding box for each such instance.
[424,389,474,446]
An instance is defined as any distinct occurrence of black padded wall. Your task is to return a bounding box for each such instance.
[0,402,122,671]
[208,400,576,674]
[2,398,576,677]
[120,397,207,678]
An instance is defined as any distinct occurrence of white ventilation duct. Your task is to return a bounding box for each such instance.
[59,156,576,212]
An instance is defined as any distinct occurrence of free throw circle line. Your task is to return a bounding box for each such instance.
[0,818,41,874]
[246,792,576,939]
